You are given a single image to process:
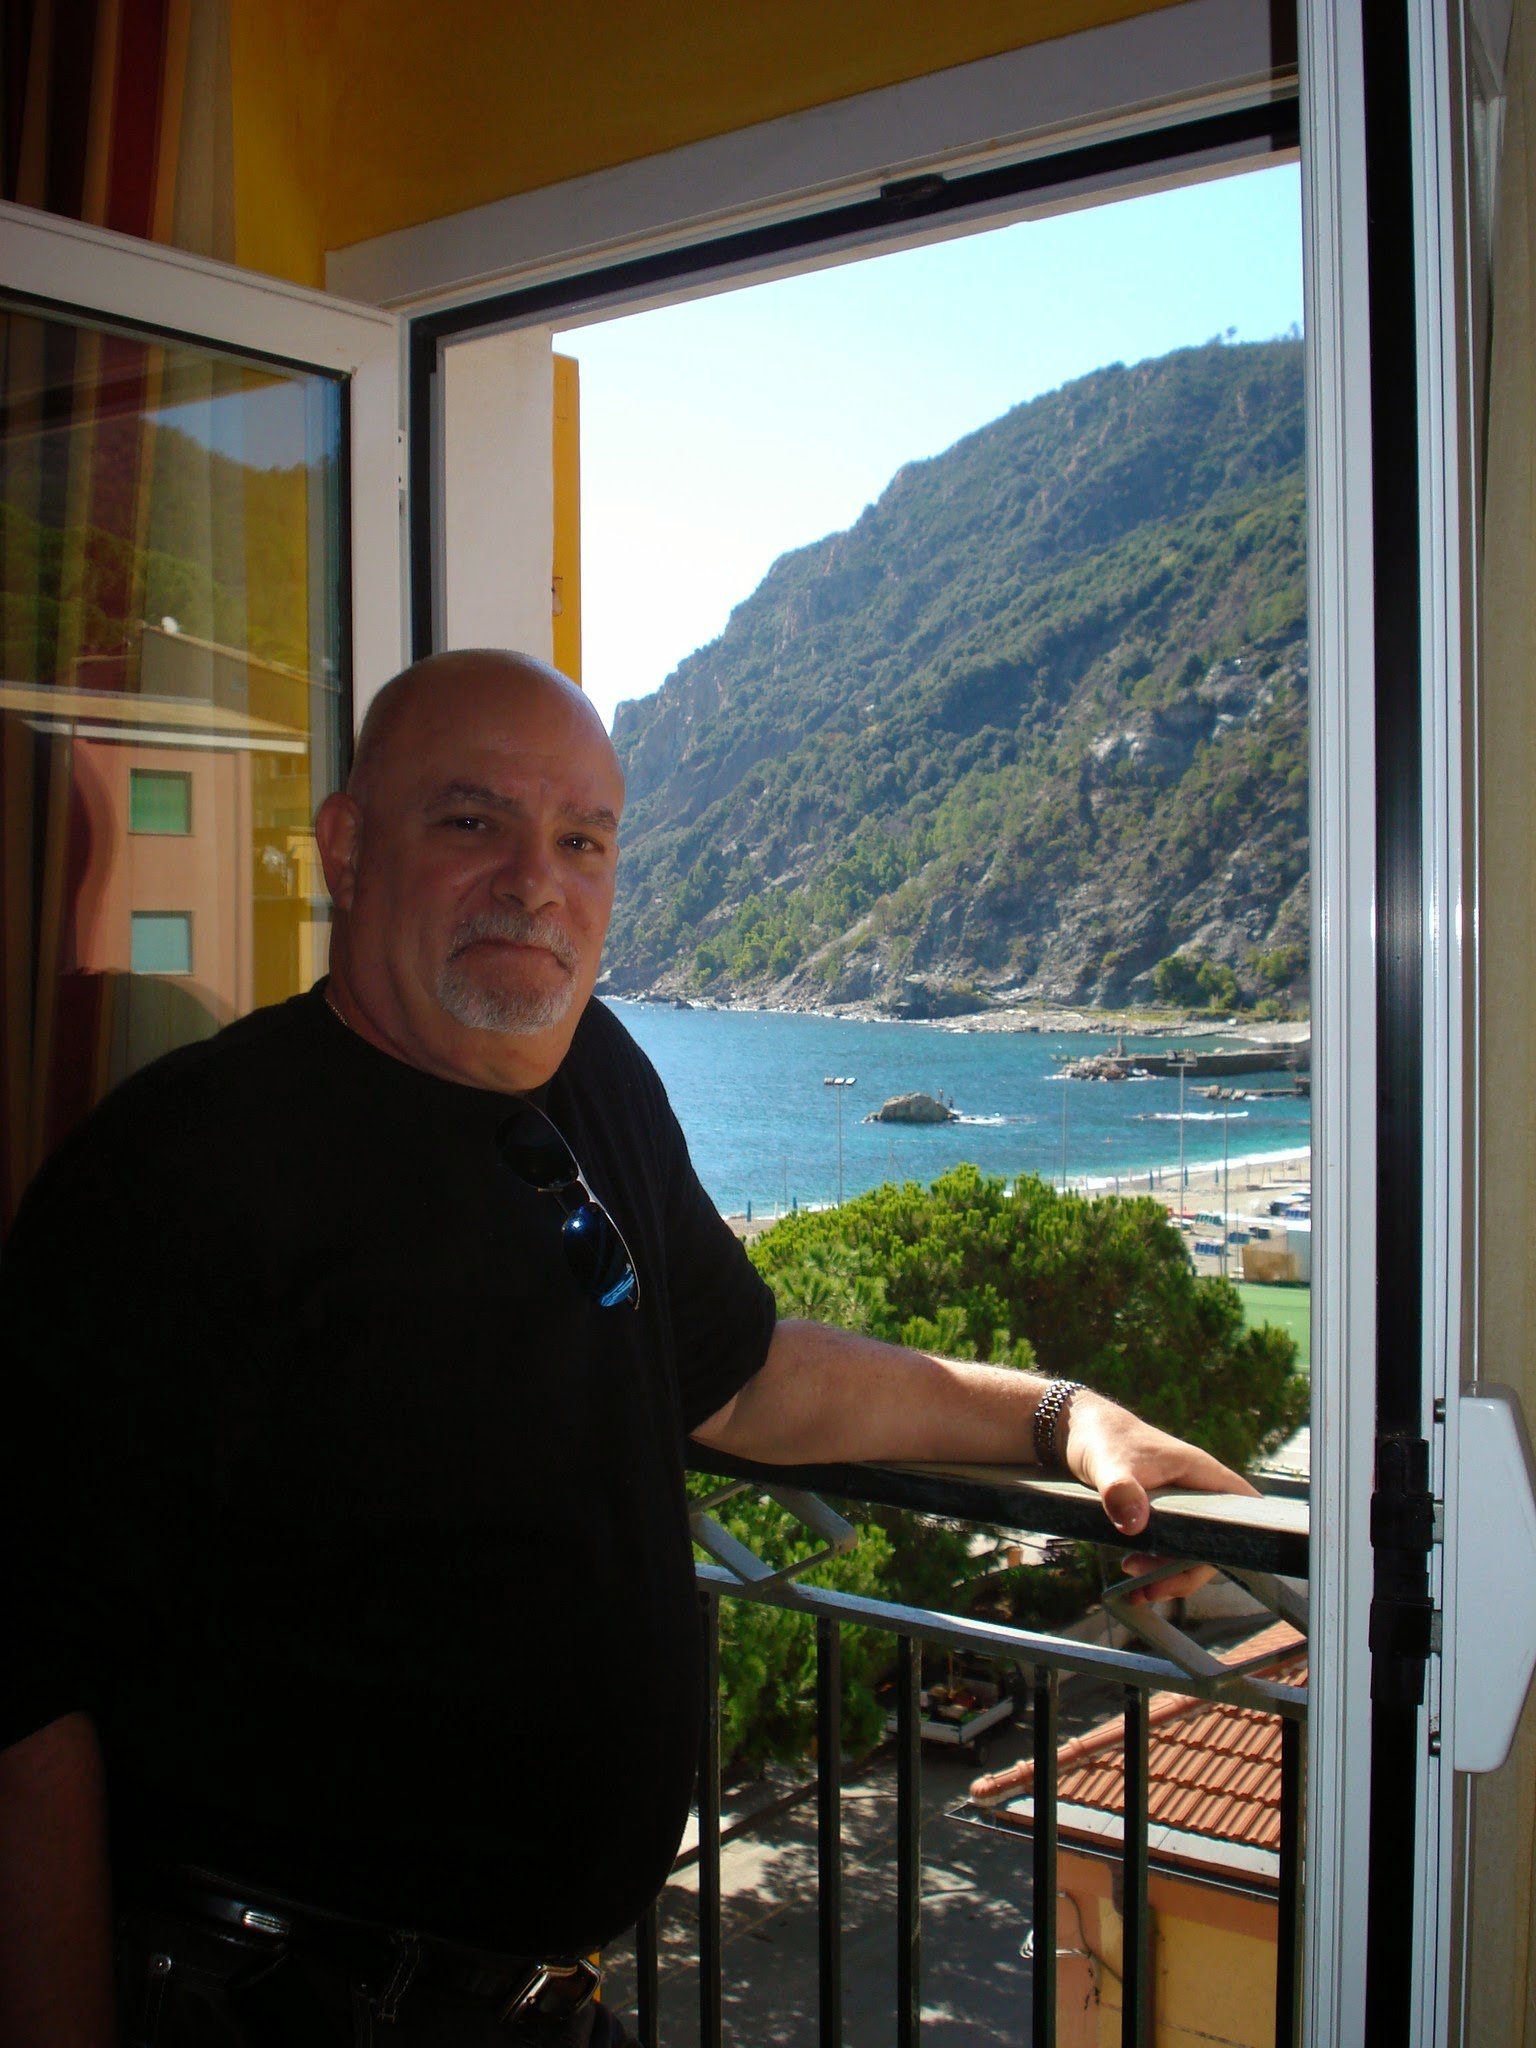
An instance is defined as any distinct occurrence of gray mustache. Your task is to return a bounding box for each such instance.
[448,912,579,971]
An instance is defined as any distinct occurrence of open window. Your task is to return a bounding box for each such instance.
[0,203,404,1226]
[331,0,1494,2036]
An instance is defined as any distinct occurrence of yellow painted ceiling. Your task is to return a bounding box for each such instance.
[230,0,1185,285]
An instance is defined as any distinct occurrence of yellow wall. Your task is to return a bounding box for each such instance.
[551,352,581,685]
[228,1,328,288]
[1059,1850,1279,2048]
[1468,0,1536,2035]
[228,0,1186,286]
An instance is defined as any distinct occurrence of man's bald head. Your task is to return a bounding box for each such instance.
[348,649,620,810]
[315,648,626,1092]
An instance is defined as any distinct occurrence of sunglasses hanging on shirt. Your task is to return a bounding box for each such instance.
[497,1101,641,1311]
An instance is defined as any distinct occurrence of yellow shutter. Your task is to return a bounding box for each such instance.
[551,351,582,685]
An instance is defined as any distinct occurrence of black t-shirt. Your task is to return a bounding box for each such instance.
[0,987,776,1953]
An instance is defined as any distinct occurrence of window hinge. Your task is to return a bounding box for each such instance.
[1369,1431,1434,1708]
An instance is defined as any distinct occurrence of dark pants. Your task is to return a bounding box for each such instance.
[117,1906,643,2048]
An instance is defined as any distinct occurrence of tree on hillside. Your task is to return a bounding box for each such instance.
[1153,951,1243,1014]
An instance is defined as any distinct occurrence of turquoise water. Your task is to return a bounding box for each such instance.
[611,1002,1310,1217]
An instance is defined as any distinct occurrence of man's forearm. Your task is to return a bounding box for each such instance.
[0,1712,116,2048]
[692,1316,1257,1542]
[696,1318,1048,1469]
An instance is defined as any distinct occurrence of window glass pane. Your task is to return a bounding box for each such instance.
[0,300,345,1224]
[129,768,191,834]
[130,912,192,976]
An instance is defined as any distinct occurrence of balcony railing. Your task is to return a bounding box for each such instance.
[628,1454,1308,2048]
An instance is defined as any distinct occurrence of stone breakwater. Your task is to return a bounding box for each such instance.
[1059,1046,1308,1081]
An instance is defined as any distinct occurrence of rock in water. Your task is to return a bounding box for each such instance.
[867,1091,957,1125]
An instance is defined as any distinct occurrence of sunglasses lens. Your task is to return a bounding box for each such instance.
[497,1109,579,1191]
[498,1106,638,1309]
[563,1205,638,1309]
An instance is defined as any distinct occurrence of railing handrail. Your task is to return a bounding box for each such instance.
[686,1446,1310,1580]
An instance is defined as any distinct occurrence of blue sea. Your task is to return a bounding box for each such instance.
[610,1002,1311,1218]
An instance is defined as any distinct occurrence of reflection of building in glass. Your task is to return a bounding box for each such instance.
[0,290,344,1227]
[1,647,328,1176]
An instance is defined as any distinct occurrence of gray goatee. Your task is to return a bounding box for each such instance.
[436,911,580,1034]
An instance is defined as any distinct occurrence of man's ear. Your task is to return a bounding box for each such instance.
[315,791,362,911]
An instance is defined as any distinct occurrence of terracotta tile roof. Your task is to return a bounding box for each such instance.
[970,1620,1306,1857]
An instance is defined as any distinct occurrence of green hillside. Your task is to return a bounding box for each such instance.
[606,338,1309,1014]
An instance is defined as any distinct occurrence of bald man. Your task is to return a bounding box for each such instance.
[0,651,1250,2047]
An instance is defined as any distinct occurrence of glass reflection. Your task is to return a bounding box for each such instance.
[0,300,344,1225]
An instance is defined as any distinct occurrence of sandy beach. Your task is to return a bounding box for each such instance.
[724,1144,1311,1247]
[1080,1144,1311,1212]
[1131,1145,1311,1275]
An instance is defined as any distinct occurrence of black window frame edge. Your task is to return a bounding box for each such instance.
[1358,0,1430,2040]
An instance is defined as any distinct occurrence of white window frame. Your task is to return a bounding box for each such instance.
[0,200,408,726]
[1295,4,1381,2038]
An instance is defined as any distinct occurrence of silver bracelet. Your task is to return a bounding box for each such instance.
[1032,1378,1086,1470]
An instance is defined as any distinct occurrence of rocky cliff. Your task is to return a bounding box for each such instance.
[606,339,1309,1014]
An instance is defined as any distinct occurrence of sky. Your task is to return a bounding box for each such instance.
[154,364,338,472]
[555,162,1305,732]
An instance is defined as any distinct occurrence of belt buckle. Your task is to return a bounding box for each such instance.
[498,1957,601,2026]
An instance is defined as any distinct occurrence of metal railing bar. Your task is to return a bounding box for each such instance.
[816,1617,843,2048]
[686,1450,1309,1580]
[635,1906,659,2048]
[692,1563,1308,1719]
[698,1589,723,2048]
[1276,1716,1304,2048]
[1121,1687,1151,2048]
[1032,1667,1060,2048]
[896,1635,922,2048]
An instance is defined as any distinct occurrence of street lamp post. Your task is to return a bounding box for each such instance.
[823,1076,855,1205]
[1221,1109,1231,1281]
[1060,1079,1069,1194]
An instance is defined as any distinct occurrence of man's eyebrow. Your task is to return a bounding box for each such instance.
[423,780,619,833]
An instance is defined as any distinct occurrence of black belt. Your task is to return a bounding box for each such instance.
[154,1868,601,2027]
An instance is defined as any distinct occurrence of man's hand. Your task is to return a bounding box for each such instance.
[1063,1388,1260,1603]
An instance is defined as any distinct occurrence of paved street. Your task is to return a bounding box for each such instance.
[603,1720,1051,2046]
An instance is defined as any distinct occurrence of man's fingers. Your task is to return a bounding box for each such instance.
[1178,1447,1263,1499]
[1099,1473,1150,1538]
[1120,1553,1219,1604]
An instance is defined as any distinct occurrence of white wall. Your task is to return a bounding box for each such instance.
[440,326,553,659]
